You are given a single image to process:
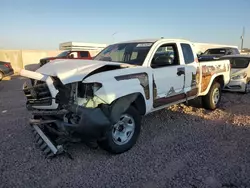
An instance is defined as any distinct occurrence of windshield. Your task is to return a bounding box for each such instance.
[93,42,153,65]
[231,58,250,69]
[56,51,69,58]
[203,48,227,55]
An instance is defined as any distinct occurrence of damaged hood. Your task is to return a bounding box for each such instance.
[35,59,136,84]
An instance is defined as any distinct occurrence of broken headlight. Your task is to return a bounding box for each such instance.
[231,72,247,80]
[78,82,102,98]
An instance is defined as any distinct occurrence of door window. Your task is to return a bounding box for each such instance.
[79,51,89,57]
[151,43,180,68]
[181,43,195,64]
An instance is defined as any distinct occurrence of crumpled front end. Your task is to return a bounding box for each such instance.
[20,69,113,158]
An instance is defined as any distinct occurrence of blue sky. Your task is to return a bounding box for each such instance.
[1,0,250,50]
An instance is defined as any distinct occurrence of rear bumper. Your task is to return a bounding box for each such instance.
[3,68,14,77]
[223,79,246,92]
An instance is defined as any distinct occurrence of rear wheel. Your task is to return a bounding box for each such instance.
[98,106,141,154]
[202,82,222,110]
[0,71,4,81]
[244,81,250,94]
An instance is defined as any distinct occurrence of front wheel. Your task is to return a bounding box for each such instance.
[202,82,222,110]
[98,106,141,154]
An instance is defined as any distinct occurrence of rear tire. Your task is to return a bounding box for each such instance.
[202,82,221,110]
[0,71,4,81]
[244,81,250,94]
[98,106,141,154]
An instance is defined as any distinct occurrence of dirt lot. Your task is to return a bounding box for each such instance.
[0,76,250,188]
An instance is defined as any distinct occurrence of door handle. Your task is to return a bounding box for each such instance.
[177,68,185,76]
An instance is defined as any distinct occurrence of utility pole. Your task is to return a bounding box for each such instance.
[240,27,245,51]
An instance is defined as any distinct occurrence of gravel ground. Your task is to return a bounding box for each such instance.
[0,76,250,188]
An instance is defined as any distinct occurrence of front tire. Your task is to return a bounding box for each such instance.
[202,82,222,110]
[98,106,141,154]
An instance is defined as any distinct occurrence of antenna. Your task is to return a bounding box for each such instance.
[112,31,119,43]
[240,27,245,51]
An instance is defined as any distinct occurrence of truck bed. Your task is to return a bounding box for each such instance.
[198,59,231,96]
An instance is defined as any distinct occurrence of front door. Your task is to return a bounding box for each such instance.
[150,43,185,108]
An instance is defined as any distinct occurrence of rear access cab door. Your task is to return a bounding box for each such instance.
[144,40,199,110]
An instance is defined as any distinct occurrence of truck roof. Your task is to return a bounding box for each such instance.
[116,38,191,44]
[206,47,238,50]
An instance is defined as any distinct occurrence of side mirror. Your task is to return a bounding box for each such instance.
[151,56,173,68]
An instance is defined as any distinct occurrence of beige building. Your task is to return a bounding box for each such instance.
[59,42,107,57]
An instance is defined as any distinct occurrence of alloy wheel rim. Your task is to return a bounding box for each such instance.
[112,114,135,145]
[212,88,220,105]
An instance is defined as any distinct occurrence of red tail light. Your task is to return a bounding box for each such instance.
[4,63,11,68]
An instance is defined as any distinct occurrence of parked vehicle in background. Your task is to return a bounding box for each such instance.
[0,61,14,80]
[220,55,250,93]
[20,38,231,157]
[39,50,92,67]
[198,47,240,62]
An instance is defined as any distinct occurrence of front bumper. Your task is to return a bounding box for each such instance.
[20,69,112,157]
[223,79,246,92]
[28,105,111,158]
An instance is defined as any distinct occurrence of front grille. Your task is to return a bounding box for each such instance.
[23,80,53,106]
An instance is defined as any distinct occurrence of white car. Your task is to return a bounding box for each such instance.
[20,38,231,157]
[220,55,250,93]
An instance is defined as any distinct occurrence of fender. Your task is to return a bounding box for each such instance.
[199,73,225,96]
[94,78,147,104]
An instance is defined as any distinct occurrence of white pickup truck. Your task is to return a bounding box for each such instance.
[20,38,231,157]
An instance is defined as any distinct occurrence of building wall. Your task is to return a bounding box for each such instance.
[0,49,102,73]
[0,50,62,73]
